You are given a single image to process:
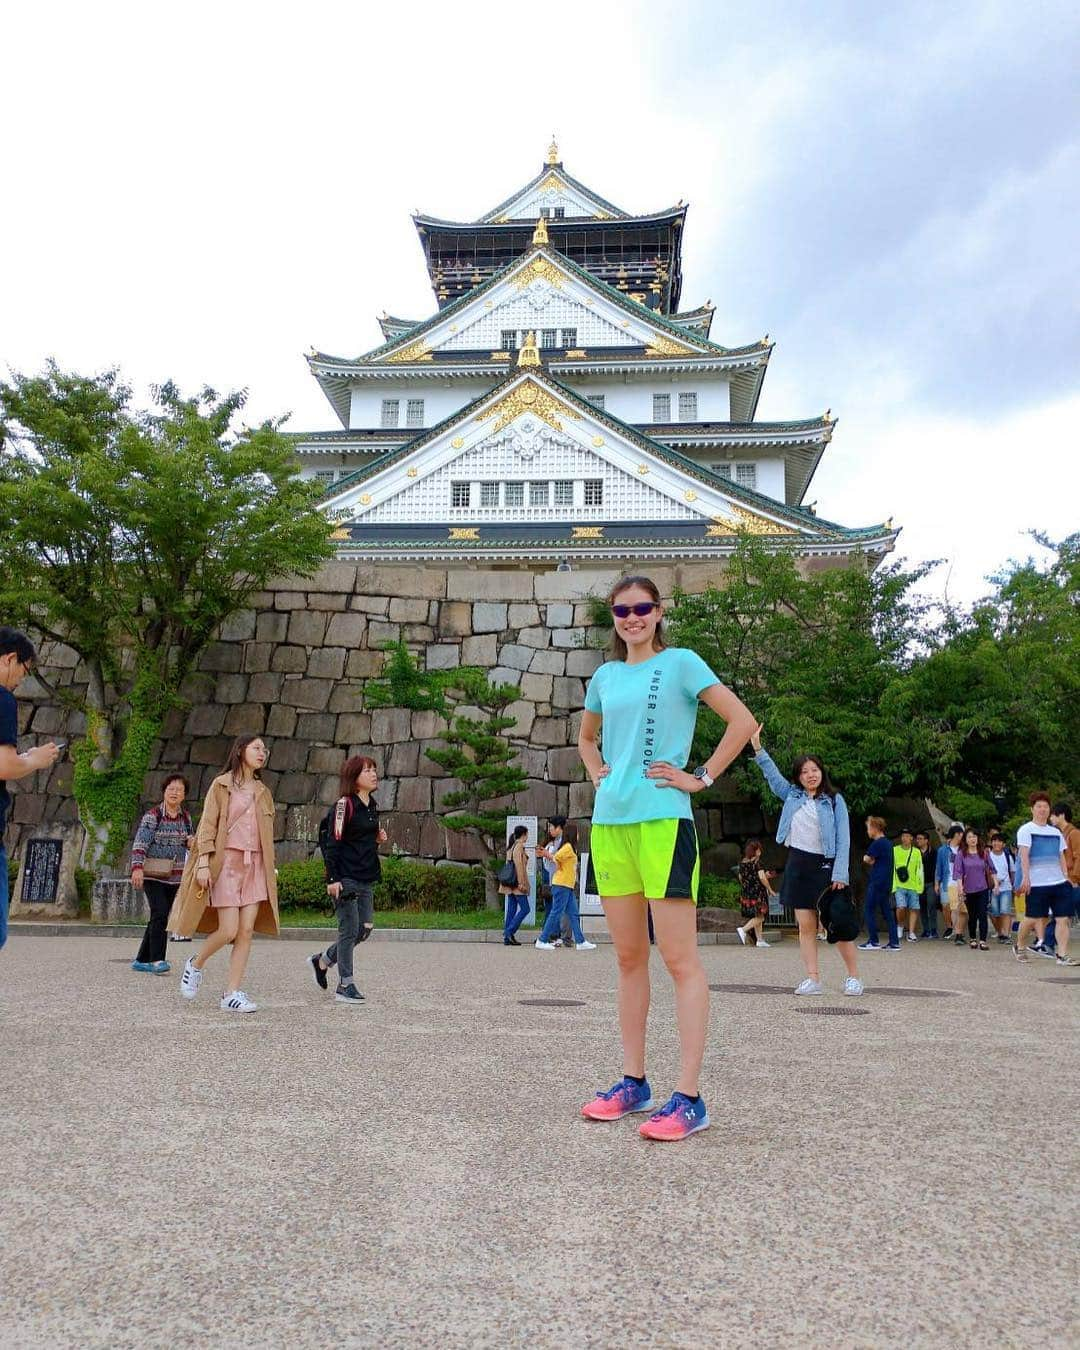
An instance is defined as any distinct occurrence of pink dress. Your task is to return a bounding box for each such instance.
[211,784,269,909]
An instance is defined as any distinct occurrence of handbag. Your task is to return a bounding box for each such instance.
[142,856,175,879]
[496,856,519,887]
[816,883,859,943]
[896,846,914,884]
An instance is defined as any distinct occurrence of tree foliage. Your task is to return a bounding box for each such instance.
[0,363,335,863]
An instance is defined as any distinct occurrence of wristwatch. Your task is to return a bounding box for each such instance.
[693,766,714,788]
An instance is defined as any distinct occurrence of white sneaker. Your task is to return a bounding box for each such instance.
[575,940,597,950]
[534,939,557,950]
[180,957,202,1000]
[221,990,257,1013]
[736,925,748,945]
[794,978,823,996]
[906,933,918,942]
[843,976,864,996]
[756,938,771,949]
[816,932,827,941]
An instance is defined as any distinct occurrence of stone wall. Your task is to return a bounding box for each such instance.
[11,560,769,873]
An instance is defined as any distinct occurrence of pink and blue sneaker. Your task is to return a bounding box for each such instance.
[581,1076,655,1121]
[638,1092,711,1142]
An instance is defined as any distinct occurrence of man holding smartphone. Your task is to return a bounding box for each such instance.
[0,628,61,948]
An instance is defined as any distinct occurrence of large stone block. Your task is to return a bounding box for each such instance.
[218,609,256,641]
[447,569,533,602]
[222,704,267,736]
[307,744,344,774]
[296,712,337,742]
[516,778,557,817]
[551,628,584,649]
[243,642,273,674]
[199,642,241,673]
[247,671,283,704]
[508,602,540,628]
[327,683,361,713]
[346,649,385,678]
[496,644,533,671]
[435,601,470,637]
[256,611,288,643]
[371,708,412,745]
[532,716,571,747]
[337,712,372,744]
[325,612,368,647]
[184,704,226,737]
[276,772,317,805]
[12,793,45,825]
[30,705,64,735]
[281,678,334,710]
[265,704,297,738]
[517,627,550,650]
[488,667,520,688]
[368,620,400,646]
[534,568,622,603]
[528,648,566,676]
[388,597,431,623]
[350,594,389,616]
[547,747,584,782]
[416,739,449,776]
[287,610,328,647]
[307,647,346,680]
[368,565,447,600]
[552,676,586,710]
[396,777,433,812]
[265,739,308,772]
[410,710,444,739]
[402,624,435,643]
[273,591,306,610]
[383,811,421,854]
[388,741,420,776]
[565,648,604,677]
[676,562,723,593]
[504,700,536,737]
[286,804,322,844]
[433,777,463,810]
[544,602,574,628]
[271,562,358,594]
[445,828,488,861]
[271,646,308,673]
[471,602,508,634]
[461,633,498,666]
[190,736,230,765]
[426,643,460,671]
[306,591,348,611]
[215,673,249,704]
[419,813,447,858]
[569,780,596,816]
[520,672,553,702]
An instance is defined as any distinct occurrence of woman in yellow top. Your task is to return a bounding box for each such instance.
[535,822,595,950]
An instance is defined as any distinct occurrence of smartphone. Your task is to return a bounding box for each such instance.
[53,741,68,751]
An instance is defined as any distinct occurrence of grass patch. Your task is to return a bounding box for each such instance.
[279,907,515,931]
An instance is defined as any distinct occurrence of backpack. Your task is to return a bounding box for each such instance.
[817,883,860,944]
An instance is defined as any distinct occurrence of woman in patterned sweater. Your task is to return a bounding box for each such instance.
[130,774,194,974]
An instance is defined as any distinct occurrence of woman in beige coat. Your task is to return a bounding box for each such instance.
[499,824,531,946]
[170,735,279,1012]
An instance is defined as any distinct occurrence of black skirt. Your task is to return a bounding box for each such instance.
[780,848,833,911]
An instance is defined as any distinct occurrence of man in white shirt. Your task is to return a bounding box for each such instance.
[1014,792,1076,965]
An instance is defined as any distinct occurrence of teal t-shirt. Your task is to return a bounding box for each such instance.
[583,646,720,825]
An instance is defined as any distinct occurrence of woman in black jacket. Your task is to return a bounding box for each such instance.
[308,755,387,1004]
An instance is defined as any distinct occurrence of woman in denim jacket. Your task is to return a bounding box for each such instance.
[750,725,862,997]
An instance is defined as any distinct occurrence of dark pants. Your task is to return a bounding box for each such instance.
[865,885,898,946]
[136,879,176,964]
[920,885,937,935]
[324,881,375,989]
[966,890,989,941]
[503,892,530,939]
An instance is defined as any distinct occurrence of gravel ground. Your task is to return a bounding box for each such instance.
[1,932,1077,1349]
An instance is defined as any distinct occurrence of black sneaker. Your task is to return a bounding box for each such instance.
[953,934,964,944]
[336,984,365,1004]
[943,927,954,940]
[308,953,328,991]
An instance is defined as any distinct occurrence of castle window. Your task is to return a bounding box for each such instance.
[480,481,500,508]
[314,469,337,486]
[713,463,732,480]
[554,480,573,507]
[538,208,552,219]
[587,394,605,410]
[678,392,698,421]
[652,394,671,422]
[736,462,757,489]
[501,329,518,350]
[553,207,565,219]
[504,481,524,507]
[560,328,577,348]
[380,398,400,427]
[405,398,425,427]
[529,481,550,507]
[451,481,471,509]
[584,479,603,506]
[540,329,558,349]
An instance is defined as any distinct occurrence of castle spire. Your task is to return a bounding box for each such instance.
[546,136,559,166]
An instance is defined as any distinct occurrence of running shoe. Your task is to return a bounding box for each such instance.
[736,926,748,945]
[1013,946,1029,961]
[575,940,597,951]
[534,939,557,950]
[1035,945,1056,960]
[943,928,954,940]
[335,984,365,1004]
[221,990,258,1013]
[856,941,881,951]
[794,977,823,995]
[308,953,328,991]
[180,956,202,1000]
[816,931,827,941]
[1054,953,1079,967]
[884,944,901,952]
[756,938,772,949]
[638,1092,710,1142]
[843,976,864,996]
[131,960,154,973]
[581,1076,654,1121]
[906,933,918,942]
[170,934,192,943]
[149,961,171,975]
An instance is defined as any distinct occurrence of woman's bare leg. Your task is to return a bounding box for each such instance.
[651,899,708,1097]
[226,902,259,991]
[796,908,819,979]
[193,908,239,969]
[602,897,651,1078]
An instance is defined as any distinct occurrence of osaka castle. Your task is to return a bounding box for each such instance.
[296,143,897,566]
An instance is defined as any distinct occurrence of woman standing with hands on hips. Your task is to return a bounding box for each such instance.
[578,576,756,1142]
[749,724,862,996]
[169,735,280,1012]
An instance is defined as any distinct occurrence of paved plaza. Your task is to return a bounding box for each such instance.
[1,930,1077,1348]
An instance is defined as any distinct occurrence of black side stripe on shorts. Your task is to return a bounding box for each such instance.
[664,818,699,898]
[585,852,598,896]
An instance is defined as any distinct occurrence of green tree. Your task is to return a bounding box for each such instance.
[364,642,527,861]
[0,363,334,865]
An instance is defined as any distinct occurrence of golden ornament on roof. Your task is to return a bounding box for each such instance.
[572,526,603,539]
[645,334,696,357]
[517,332,541,367]
[386,338,433,364]
[532,215,550,245]
[449,527,479,540]
[451,437,464,448]
[547,137,559,165]
[407,468,418,478]
[477,380,577,435]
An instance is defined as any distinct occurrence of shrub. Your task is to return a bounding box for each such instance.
[74,867,96,915]
[7,855,17,890]
[698,873,742,910]
[275,855,486,914]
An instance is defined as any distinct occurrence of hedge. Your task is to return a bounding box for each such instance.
[277,855,486,914]
[698,873,742,910]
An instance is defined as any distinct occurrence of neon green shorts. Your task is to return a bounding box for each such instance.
[589,819,700,903]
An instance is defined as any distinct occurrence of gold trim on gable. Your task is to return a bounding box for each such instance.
[571,526,604,539]
[449,527,479,540]
[645,334,696,358]
[476,380,579,435]
[725,506,796,536]
[385,338,432,364]
[515,255,563,290]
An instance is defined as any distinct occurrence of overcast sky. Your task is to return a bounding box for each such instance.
[4,0,1077,603]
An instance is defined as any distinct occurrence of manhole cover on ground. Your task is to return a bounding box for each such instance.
[1039,977,1080,985]
[794,1006,871,1016]
[709,983,792,995]
[870,987,959,998]
[518,998,587,1008]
